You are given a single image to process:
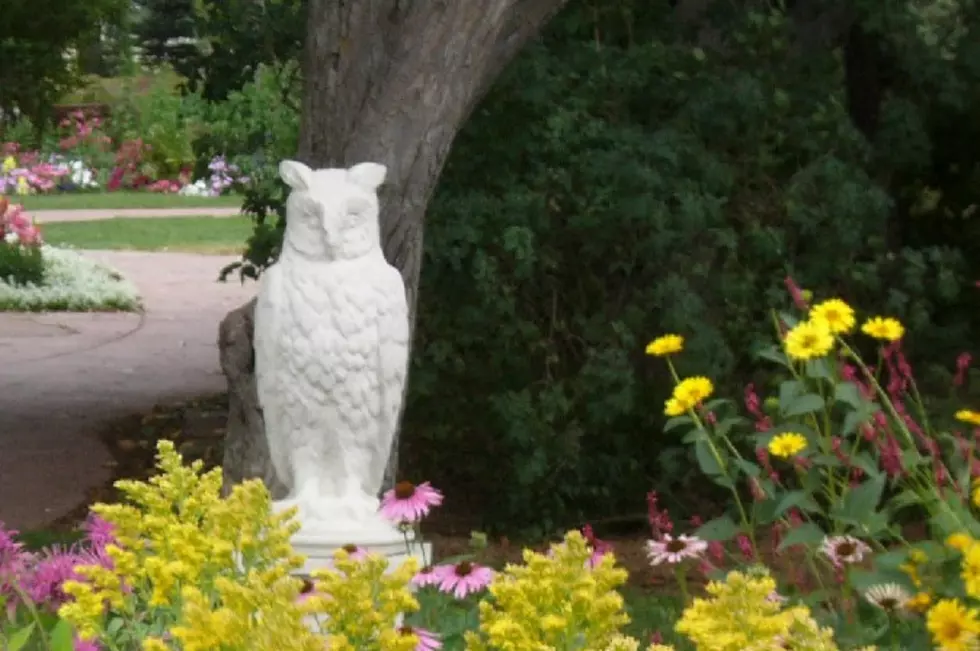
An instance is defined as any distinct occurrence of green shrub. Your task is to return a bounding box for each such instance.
[0,243,44,287]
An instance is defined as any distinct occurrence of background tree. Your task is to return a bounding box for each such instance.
[218,0,571,496]
[0,0,129,133]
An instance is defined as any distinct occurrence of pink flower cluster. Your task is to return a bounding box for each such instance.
[57,111,111,153]
[1,151,70,195]
[0,516,115,649]
[377,480,495,610]
[0,198,42,246]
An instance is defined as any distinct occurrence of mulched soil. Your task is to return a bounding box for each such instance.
[46,393,923,594]
[42,393,683,589]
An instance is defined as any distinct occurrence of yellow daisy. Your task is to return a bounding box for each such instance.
[673,376,714,405]
[907,592,932,613]
[809,298,856,334]
[948,533,975,553]
[783,320,834,361]
[927,599,980,651]
[768,432,808,459]
[664,397,688,417]
[861,316,905,342]
[973,479,980,509]
[964,545,980,599]
[646,334,684,357]
[956,410,980,427]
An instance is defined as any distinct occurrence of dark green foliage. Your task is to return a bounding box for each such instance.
[404,0,977,535]
[230,0,980,535]
[175,0,306,102]
[0,245,44,288]
[0,0,129,132]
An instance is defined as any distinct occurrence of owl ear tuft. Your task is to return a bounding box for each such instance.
[348,162,387,191]
[279,160,313,190]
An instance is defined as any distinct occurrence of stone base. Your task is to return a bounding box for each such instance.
[290,533,431,633]
[290,533,432,576]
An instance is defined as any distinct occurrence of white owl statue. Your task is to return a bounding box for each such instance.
[253,159,410,542]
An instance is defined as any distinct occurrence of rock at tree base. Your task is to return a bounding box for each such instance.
[217,296,288,498]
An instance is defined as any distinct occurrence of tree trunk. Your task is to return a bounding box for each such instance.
[219,0,568,495]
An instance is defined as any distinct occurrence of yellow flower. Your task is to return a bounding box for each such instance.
[465,530,630,651]
[809,298,856,334]
[646,334,684,357]
[973,483,980,509]
[861,316,905,342]
[15,176,29,195]
[964,544,980,599]
[674,376,714,405]
[675,569,839,651]
[907,592,932,613]
[664,398,688,417]
[948,533,975,553]
[768,432,808,459]
[784,320,834,361]
[956,410,980,427]
[1,156,15,173]
[927,599,980,651]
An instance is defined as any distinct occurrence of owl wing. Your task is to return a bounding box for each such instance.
[373,264,411,487]
[253,263,292,485]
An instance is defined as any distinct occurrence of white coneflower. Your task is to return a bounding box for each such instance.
[645,534,708,566]
[820,535,871,566]
[864,583,911,614]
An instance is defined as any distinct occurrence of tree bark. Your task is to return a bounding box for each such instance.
[219,0,568,494]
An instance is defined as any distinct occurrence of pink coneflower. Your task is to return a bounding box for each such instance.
[820,535,871,566]
[582,524,613,568]
[399,625,442,651]
[645,534,707,566]
[437,561,493,599]
[411,564,446,588]
[379,481,443,524]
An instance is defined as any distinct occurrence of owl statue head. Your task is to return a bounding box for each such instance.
[279,159,387,261]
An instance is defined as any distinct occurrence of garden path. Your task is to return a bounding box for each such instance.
[0,249,255,531]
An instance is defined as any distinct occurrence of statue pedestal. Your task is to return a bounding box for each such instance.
[291,531,432,576]
[289,526,432,632]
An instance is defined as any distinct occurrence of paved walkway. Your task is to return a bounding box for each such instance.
[33,206,243,223]
[0,249,256,530]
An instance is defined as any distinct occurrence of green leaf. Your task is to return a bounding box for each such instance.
[695,514,739,541]
[778,380,804,410]
[695,438,724,477]
[49,619,74,651]
[6,623,36,651]
[841,405,876,436]
[778,522,826,551]
[734,458,762,478]
[755,346,790,367]
[664,415,692,433]
[775,490,821,516]
[838,475,886,523]
[713,416,746,439]
[849,452,883,480]
[804,358,834,380]
[783,393,825,417]
[834,382,865,409]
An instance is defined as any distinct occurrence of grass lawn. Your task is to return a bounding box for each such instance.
[41,216,253,255]
[18,191,242,211]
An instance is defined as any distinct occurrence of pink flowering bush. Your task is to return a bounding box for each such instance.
[0,516,114,651]
[0,197,44,287]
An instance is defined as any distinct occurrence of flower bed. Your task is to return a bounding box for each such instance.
[1,111,247,198]
[4,280,980,650]
[0,199,139,312]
